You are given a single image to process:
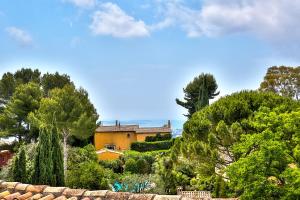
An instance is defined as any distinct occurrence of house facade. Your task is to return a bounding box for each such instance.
[94,120,172,160]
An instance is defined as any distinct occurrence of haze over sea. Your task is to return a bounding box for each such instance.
[102,120,185,137]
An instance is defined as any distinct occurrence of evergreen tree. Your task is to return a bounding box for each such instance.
[12,146,27,182]
[52,127,65,186]
[196,78,209,111]
[12,156,21,181]
[176,73,219,118]
[33,128,53,185]
[18,147,27,183]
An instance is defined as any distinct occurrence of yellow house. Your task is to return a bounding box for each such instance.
[94,120,172,160]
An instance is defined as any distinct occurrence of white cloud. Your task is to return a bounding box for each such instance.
[5,27,33,46]
[63,0,96,8]
[90,2,150,38]
[156,0,300,42]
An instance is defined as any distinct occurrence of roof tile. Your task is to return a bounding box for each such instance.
[16,191,33,200]
[29,193,43,200]
[0,190,10,198]
[128,193,155,200]
[39,194,55,200]
[63,189,86,198]
[3,192,21,200]
[105,191,131,200]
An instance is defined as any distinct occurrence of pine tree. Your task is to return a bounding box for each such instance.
[33,128,53,185]
[51,127,65,186]
[196,78,209,111]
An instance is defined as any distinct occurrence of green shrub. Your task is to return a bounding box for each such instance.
[145,133,172,142]
[131,140,174,152]
[99,159,123,173]
[66,161,111,190]
[124,158,138,174]
[136,158,150,174]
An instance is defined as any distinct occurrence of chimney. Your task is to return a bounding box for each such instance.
[115,120,118,127]
[168,120,171,128]
[118,121,121,127]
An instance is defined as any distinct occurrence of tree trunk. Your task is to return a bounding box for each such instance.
[63,130,69,181]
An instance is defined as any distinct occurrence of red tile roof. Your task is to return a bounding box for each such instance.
[0,181,192,200]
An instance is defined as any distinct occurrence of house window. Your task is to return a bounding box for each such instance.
[105,144,116,150]
[127,133,130,138]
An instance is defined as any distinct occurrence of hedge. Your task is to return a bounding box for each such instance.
[145,133,172,142]
[130,140,174,152]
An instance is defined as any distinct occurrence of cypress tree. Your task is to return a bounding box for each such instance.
[12,146,27,182]
[51,127,65,186]
[18,147,27,183]
[33,128,53,185]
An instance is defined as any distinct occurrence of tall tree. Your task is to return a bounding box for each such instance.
[41,72,73,96]
[14,68,41,85]
[29,84,98,179]
[0,82,42,141]
[12,146,27,182]
[0,72,16,106]
[176,73,219,118]
[33,128,53,185]
[259,66,300,100]
[52,127,65,186]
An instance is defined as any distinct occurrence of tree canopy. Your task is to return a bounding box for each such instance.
[172,91,300,198]
[259,66,300,100]
[176,73,219,118]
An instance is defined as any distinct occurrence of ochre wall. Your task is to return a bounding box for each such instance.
[136,132,170,142]
[97,151,122,160]
[94,132,137,150]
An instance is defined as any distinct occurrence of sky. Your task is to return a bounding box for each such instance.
[0,0,300,120]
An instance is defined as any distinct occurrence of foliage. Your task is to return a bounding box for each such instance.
[67,145,111,190]
[66,161,110,190]
[177,91,299,197]
[0,68,41,105]
[131,140,174,152]
[226,106,300,199]
[67,144,98,170]
[99,159,123,173]
[51,128,65,186]
[32,128,53,185]
[145,133,172,142]
[176,73,219,117]
[29,84,98,177]
[41,72,73,96]
[124,158,138,174]
[0,82,42,141]
[259,66,300,100]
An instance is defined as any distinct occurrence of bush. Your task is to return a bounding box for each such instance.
[99,159,123,173]
[131,140,174,152]
[136,158,150,174]
[145,133,172,142]
[124,158,138,174]
[66,161,111,190]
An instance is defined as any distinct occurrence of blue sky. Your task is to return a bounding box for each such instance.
[0,0,299,120]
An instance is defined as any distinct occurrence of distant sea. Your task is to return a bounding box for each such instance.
[101,120,185,137]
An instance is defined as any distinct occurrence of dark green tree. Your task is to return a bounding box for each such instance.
[12,146,27,182]
[14,68,41,85]
[0,72,16,106]
[0,82,42,141]
[41,72,73,96]
[29,84,98,178]
[52,127,65,186]
[176,73,219,118]
[33,128,53,185]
